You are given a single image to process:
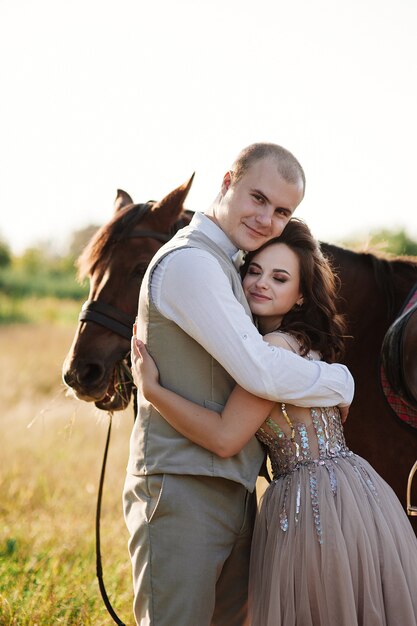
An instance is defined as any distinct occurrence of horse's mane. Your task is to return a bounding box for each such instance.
[322,242,417,321]
[76,203,154,280]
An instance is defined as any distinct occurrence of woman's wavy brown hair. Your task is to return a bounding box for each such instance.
[241,218,346,363]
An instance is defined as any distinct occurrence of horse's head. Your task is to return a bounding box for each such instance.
[62,175,194,411]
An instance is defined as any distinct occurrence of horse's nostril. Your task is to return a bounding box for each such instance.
[76,362,106,386]
[62,369,75,386]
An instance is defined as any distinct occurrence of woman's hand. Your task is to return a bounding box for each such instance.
[131,336,161,400]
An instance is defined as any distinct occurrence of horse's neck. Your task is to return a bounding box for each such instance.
[390,260,417,312]
[321,245,417,355]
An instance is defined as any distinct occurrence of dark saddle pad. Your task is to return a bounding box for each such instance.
[381,287,417,429]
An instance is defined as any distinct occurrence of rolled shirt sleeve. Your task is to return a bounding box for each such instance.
[151,247,354,407]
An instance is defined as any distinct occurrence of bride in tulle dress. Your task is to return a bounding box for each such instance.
[132,219,417,626]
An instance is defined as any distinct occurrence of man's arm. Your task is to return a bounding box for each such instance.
[149,248,354,407]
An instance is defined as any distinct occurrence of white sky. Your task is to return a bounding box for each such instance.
[1,0,416,253]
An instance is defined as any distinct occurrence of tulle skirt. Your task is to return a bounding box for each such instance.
[249,455,417,626]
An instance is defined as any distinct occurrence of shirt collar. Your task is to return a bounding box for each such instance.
[189,212,238,260]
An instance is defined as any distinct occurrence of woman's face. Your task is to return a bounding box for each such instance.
[242,242,303,334]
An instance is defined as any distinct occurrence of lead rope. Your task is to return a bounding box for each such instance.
[90,208,191,623]
[96,412,126,626]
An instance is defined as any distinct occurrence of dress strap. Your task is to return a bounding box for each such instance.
[269,331,300,354]
[270,330,317,361]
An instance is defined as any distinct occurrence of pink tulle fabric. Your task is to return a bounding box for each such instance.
[250,413,417,626]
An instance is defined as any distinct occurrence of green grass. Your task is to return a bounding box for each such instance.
[0,295,84,325]
[0,267,88,300]
[0,324,135,625]
[0,420,134,625]
[0,263,88,325]
[0,533,99,624]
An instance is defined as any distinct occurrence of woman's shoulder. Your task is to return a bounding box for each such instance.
[264,331,321,360]
[263,331,300,354]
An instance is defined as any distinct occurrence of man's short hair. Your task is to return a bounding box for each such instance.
[231,142,306,196]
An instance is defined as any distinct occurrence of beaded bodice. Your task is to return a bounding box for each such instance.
[256,405,358,543]
[256,405,350,479]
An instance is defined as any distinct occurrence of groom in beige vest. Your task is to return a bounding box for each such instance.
[123,143,354,625]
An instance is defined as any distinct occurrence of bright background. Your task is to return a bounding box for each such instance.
[1,0,416,253]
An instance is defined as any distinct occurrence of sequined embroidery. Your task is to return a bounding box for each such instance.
[359,465,379,502]
[325,461,338,497]
[280,475,291,532]
[256,404,352,544]
[352,463,380,505]
[295,475,301,524]
[309,465,323,543]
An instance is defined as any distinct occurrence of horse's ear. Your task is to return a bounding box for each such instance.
[114,189,134,213]
[150,173,195,227]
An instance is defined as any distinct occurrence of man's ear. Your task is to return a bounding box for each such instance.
[221,171,232,194]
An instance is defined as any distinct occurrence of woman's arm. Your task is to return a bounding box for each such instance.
[132,333,292,457]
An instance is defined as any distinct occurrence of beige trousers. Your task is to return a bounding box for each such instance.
[123,473,256,626]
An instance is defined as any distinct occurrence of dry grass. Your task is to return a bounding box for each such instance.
[0,324,135,625]
[0,323,269,625]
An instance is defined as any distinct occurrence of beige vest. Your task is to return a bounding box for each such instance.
[126,225,265,491]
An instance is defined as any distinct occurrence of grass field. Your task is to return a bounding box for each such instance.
[0,323,135,625]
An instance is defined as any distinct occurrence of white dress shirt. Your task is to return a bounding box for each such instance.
[151,212,354,407]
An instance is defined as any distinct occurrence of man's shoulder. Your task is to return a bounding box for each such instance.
[159,245,222,273]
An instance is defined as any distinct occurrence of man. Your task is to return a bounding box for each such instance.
[124,143,354,625]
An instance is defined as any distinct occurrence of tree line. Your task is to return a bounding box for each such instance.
[1,225,417,303]
[0,225,98,300]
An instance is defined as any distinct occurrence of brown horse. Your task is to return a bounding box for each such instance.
[62,177,194,411]
[321,244,417,532]
[63,184,417,531]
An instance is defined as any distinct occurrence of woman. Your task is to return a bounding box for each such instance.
[132,219,417,626]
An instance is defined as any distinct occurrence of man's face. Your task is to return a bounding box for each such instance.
[214,157,304,251]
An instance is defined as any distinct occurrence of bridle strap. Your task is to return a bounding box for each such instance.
[79,300,135,341]
[84,203,191,626]
[78,204,189,340]
[124,230,171,243]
